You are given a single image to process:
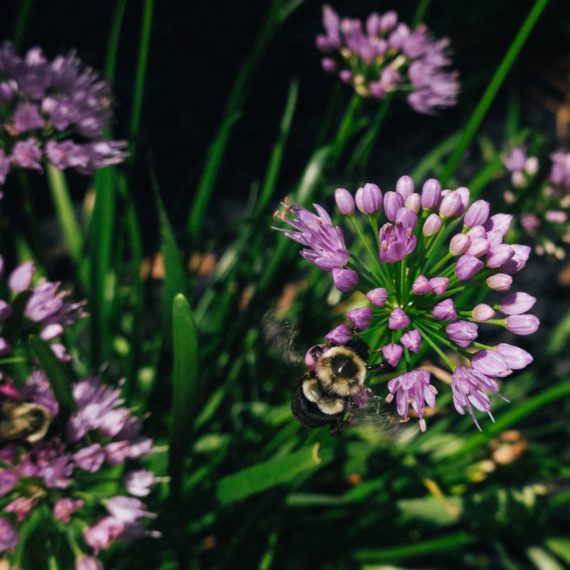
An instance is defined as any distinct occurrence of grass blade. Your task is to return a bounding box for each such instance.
[29,335,75,419]
[440,0,549,184]
[217,444,332,505]
[12,0,35,48]
[104,0,128,83]
[46,165,82,265]
[169,294,199,498]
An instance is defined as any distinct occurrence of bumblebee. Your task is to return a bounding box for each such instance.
[0,400,52,444]
[292,339,385,431]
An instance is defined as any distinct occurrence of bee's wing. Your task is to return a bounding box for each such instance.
[348,394,403,436]
[262,311,304,365]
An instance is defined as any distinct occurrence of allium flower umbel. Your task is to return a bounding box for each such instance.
[275,176,538,430]
[502,145,570,259]
[0,372,159,566]
[0,42,127,190]
[0,256,85,360]
[316,5,459,113]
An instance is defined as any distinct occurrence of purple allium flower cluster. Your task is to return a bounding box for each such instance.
[316,5,459,113]
[0,42,127,189]
[503,146,570,259]
[276,176,538,430]
[0,371,158,566]
[0,257,85,360]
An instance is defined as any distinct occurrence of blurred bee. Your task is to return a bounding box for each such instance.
[292,339,390,432]
[0,400,52,444]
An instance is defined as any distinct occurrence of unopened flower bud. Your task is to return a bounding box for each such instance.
[467,238,490,257]
[467,225,487,239]
[486,273,512,292]
[347,306,373,330]
[335,188,355,215]
[449,233,470,255]
[486,244,514,268]
[382,343,403,367]
[484,214,513,236]
[439,191,462,218]
[423,213,442,236]
[366,288,388,306]
[472,304,495,321]
[404,193,421,213]
[355,183,383,214]
[433,298,457,321]
[496,343,533,370]
[464,200,490,227]
[388,307,410,329]
[455,254,483,281]
[446,320,478,348]
[421,178,441,209]
[305,345,325,370]
[472,350,511,377]
[401,329,421,352]
[429,277,449,295]
[383,191,403,221]
[325,324,353,345]
[501,244,531,274]
[456,187,470,213]
[500,292,536,315]
[396,175,414,199]
[412,275,431,295]
[505,314,540,336]
[395,207,417,229]
[332,268,358,292]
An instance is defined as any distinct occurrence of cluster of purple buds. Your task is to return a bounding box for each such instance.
[0,257,85,360]
[0,42,127,190]
[316,5,459,113]
[503,146,570,259]
[0,371,159,567]
[275,175,538,430]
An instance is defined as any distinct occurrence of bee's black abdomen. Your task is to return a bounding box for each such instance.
[291,386,340,429]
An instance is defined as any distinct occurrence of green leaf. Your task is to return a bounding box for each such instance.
[168,294,199,498]
[29,335,75,419]
[527,547,566,570]
[546,538,570,565]
[354,531,475,562]
[217,444,332,505]
[104,0,128,83]
[547,308,570,355]
[440,0,550,184]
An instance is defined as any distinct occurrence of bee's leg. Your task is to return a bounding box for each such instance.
[329,413,348,435]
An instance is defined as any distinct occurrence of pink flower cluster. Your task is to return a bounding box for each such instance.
[0,371,158,566]
[316,5,459,113]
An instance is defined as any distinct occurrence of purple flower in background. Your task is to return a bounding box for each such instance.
[275,175,538,430]
[0,42,127,191]
[0,516,18,551]
[316,6,459,113]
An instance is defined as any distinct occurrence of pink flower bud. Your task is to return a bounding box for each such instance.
[8,261,35,292]
[486,244,514,268]
[449,233,470,255]
[496,343,533,370]
[332,268,358,292]
[439,191,462,218]
[467,225,487,239]
[500,292,536,315]
[412,275,431,295]
[446,320,478,348]
[456,187,470,213]
[423,213,442,236]
[471,350,511,377]
[467,238,490,257]
[76,556,104,570]
[366,288,388,306]
[501,244,531,274]
[429,277,449,295]
[396,175,414,199]
[383,191,404,221]
[380,10,398,32]
[0,517,19,552]
[382,343,403,367]
[304,345,325,370]
[355,183,383,214]
[335,188,355,215]
[421,178,441,209]
[404,193,421,213]
[401,329,421,352]
[486,230,503,248]
[486,273,512,292]
[484,214,513,236]
[325,324,353,345]
[464,200,490,227]
[472,304,495,321]
[0,301,12,321]
[389,307,410,330]
[506,314,540,335]
[395,207,417,229]
[347,306,373,330]
[432,298,457,320]
[455,254,484,281]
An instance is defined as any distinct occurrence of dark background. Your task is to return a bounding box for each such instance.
[2,0,569,243]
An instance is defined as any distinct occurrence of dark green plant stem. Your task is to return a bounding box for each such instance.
[12,0,35,48]
[412,0,430,25]
[440,0,549,184]
[104,0,128,83]
[129,0,154,164]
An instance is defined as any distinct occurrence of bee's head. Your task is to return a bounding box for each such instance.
[316,346,367,397]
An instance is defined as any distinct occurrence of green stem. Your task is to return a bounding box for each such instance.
[416,324,456,371]
[331,94,362,159]
[104,0,128,83]
[440,0,550,184]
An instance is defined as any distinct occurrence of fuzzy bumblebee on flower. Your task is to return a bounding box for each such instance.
[275,176,538,431]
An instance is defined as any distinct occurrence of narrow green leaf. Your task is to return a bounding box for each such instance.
[104,0,128,83]
[169,294,199,498]
[354,531,475,562]
[547,308,570,355]
[157,190,188,338]
[29,335,75,419]
[47,165,82,264]
[441,0,549,184]
[12,0,35,48]
[527,547,566,570]
[187,0,289,245]
[88,167,116,366]
[217,444,332,505]
[257,79,299,213]
[129,0,154,162]
[546,538,570,565]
